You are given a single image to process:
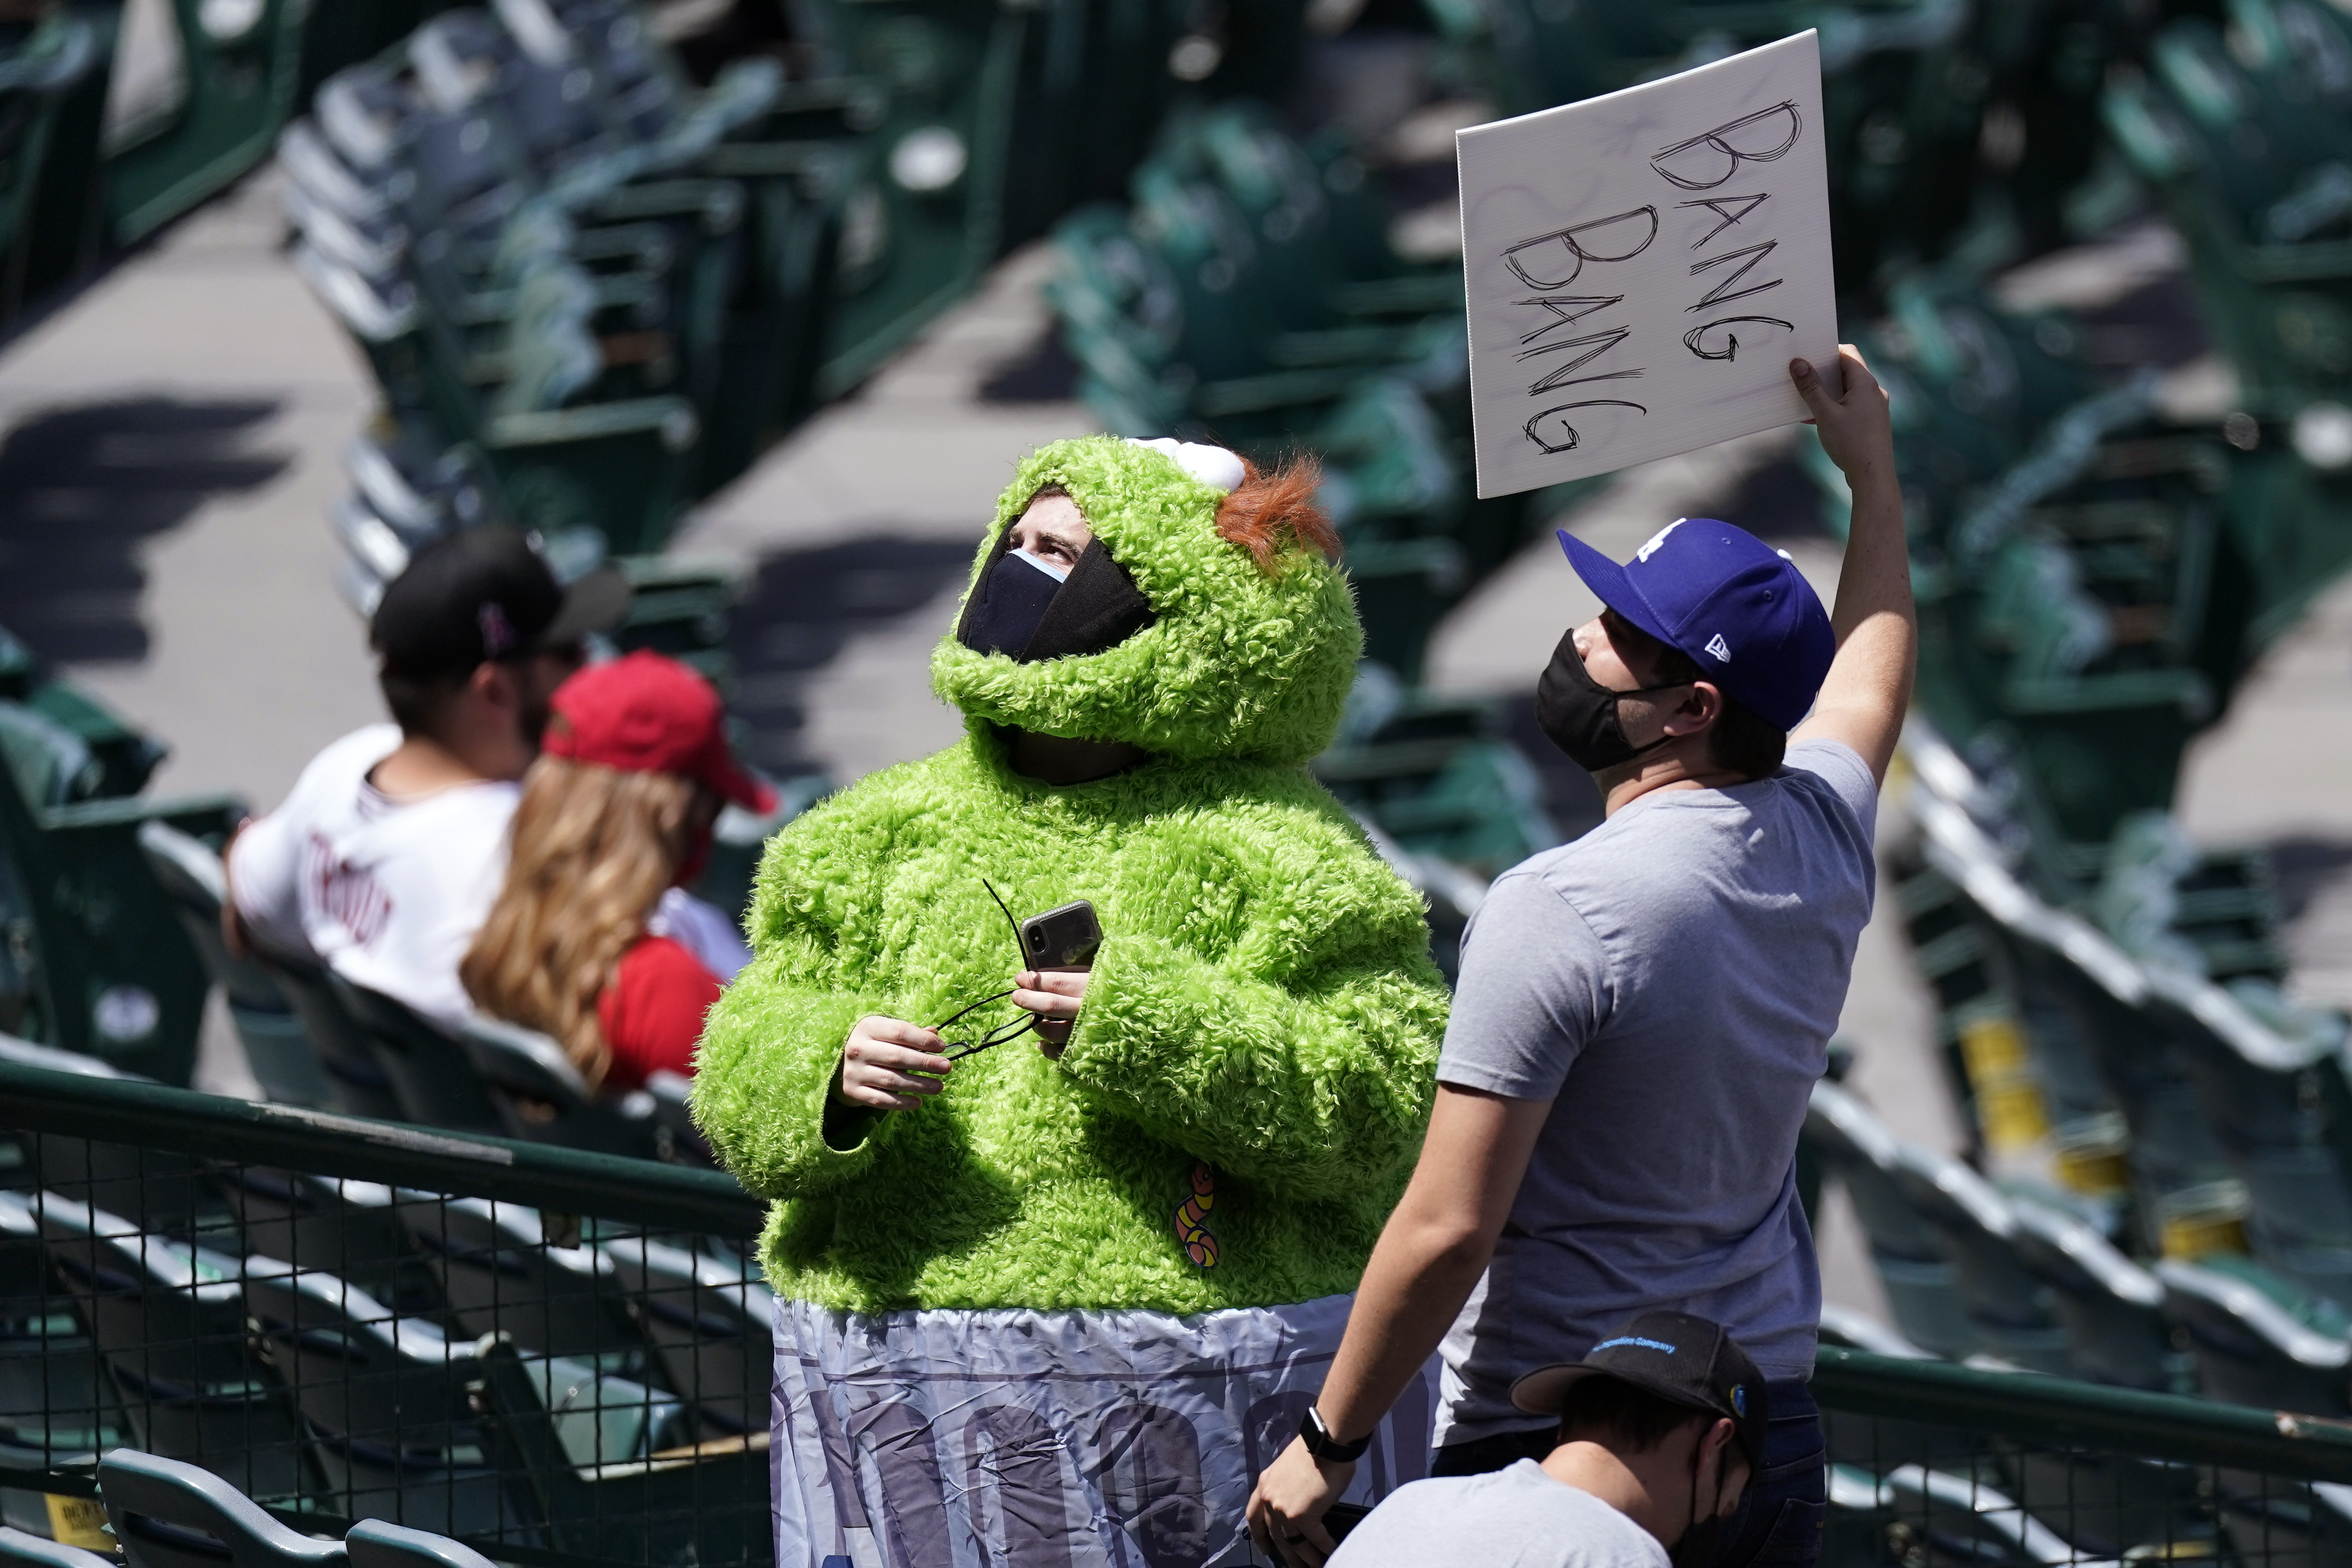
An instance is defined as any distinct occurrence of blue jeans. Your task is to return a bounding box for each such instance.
[1430,1378,1826,1568]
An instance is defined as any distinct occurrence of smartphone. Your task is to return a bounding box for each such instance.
[1323,1503,1371,1542]
[1019,900,1102,968]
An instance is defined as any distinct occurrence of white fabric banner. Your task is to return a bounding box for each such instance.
[769,1293,1440,1568]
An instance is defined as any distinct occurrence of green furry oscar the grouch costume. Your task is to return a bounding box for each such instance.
[692,434,1450,1568]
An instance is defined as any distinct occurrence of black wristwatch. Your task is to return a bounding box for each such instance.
[1299,1405,1372,1463]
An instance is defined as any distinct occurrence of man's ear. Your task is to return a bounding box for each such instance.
[1701,1419,1748,1519]
[469,660,519,712]
[1662,680,1725,737]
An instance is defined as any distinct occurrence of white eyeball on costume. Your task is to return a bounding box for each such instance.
[1127,437,1245,495]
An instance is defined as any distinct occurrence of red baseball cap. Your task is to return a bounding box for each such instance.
[543,650,777,813]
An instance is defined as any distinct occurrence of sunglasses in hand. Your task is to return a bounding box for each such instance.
[929,881,1040,1062]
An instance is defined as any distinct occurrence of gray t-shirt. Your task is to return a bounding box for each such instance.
[1435,739,1877,1443]
[1329,1460,1672,1568]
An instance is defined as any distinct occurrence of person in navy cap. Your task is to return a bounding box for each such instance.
[1251,347,1913,1568]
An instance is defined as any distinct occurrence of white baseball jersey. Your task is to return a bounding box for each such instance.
[229,725,518,1029]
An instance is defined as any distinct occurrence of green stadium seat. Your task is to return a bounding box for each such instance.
[2006,1193,2179,1390]
[211,1169,439,1319]
[0,1527,112,1568]
[36,1198,314,1505]
[637,1071,710,1165]
[0,1188,127,1476]
[327,981,502,1135]
[2157,1254,2352,1412]
[0,11,106,325]
[134,824,330,1111]
[343,1521,496,1568]
[0,743,241,1082]
[462,1336,764,1568]
[95,1448,337,1568]
[1805,1080,2007,1362]
[242,1260,673,1535]
[395,1198,654,1369]
[454,1014,670,1160]
[242,958,407,1124]
[103,0,313,247]
[594,1235,774,1435]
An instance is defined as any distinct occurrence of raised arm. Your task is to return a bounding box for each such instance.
[1789,345,1916,784]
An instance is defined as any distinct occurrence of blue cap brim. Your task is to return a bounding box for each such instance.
[1555,529,1678,651]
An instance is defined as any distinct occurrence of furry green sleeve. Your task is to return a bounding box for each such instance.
[688,780,903,1199]
[1055,801,1449,1203]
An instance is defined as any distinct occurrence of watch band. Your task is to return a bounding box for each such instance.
[1299,1405,1372,1463]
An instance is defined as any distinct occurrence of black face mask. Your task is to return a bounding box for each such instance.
[1670,1477,1728,1568]
[1533,626,1691,774]
[957,535,1155,663]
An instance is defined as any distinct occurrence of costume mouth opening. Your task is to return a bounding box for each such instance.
[956,532,1156,663]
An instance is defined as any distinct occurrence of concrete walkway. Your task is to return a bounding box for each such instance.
[0,169,382,811]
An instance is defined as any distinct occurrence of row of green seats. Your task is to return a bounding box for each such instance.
[1818,255,2352,902]
[290,0,1249,561]
[1823,267,2352,1314]
[2106,0,2352,417]
[0,626,237,1083]
[1890,723,2352,1324]
[1421,0,2133,294]
[2101,0,2352,641]
[285,0,837,554]
[0,0,456,335]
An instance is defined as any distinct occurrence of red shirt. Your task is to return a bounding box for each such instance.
[595,935,722,1092]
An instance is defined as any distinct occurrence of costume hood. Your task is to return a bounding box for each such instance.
[930,435,1361,765]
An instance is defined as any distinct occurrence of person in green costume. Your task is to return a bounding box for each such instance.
[691,433,1451,1568]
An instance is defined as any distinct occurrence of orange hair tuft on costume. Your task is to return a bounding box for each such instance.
[1214,455,1339,572]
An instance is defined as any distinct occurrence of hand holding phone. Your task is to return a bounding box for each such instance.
[1013,900,1100,1058]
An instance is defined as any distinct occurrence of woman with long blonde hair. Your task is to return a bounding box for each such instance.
[463,650,773,1092]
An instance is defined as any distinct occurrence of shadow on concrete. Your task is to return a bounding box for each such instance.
[2076,270,2212,372]
[978,331,1082,404]
[726,536,976,777]
[1725,453,1834,540]
[2268,837,2352,928]
[0,397,287,665]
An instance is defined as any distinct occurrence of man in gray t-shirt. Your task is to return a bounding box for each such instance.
[1251,348,1916,1568]
[1435,734,1875,1430]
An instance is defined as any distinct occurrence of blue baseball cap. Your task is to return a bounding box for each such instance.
[1555,519,1834,731]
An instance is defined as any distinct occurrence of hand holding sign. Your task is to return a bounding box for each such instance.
[1458,33,1841,497]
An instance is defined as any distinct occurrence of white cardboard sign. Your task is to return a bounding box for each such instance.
[1458,32,1841,498]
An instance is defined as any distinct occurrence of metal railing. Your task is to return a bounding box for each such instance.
[1814,1349,2352,1567]
[0,1057,768,1568]
[17,1056,2352,1568]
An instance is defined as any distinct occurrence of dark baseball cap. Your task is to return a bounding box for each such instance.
[1509,1311,1769,1471]
[1557,518,1834,731]
[370,528,631,682]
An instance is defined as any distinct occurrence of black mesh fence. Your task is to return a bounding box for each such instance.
[1815,1351,2352,1568]
[0,1064,769,1568]
[13,1059,2352,1568]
